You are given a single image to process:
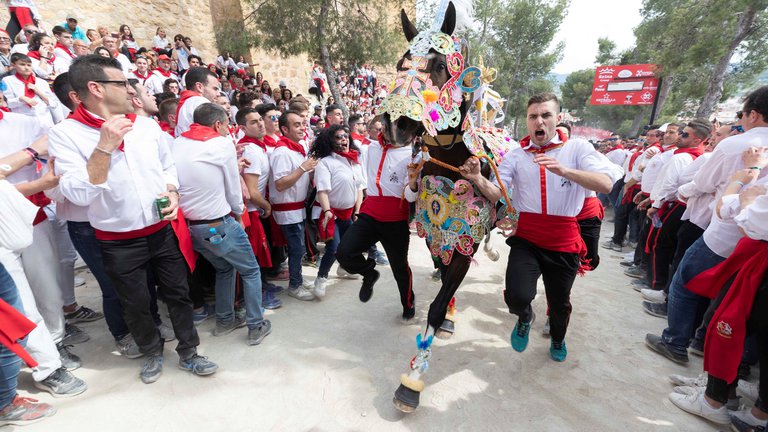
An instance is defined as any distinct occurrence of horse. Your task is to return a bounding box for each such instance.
[377,2,516,412]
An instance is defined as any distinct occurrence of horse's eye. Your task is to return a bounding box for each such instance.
[436,62,447,72]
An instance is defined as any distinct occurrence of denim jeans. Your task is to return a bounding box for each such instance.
[279,222,306,288]
[67,221,130,340]
[317,218,352,278]
[661,237,725,355]
[0,263,24,409]
[189,216,264,329]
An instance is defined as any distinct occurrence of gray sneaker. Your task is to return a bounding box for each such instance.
[140,354,164,384]
[33,367,87,398]
[286,286,315,301]
[178,354,218,376]
[248,320,273,346]
[61,324,89,345]
[56,343,81,371]
[157,322,176,342]
[116,334,143,359]
[213,316,247,336]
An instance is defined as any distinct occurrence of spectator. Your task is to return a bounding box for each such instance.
[118,24,138,61]
[58,13,87,42]
[152,27,170,55]
[0,30,12,75]
[10,24,38,55]
[2,53,58,130]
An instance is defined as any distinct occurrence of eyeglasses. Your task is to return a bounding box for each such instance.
[335,134,349,140]
[0,37,10,42]
[94,80,130,89]
[655,132,664,137]
[24,29,37,34]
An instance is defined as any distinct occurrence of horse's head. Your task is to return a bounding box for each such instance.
[379,2,471,147]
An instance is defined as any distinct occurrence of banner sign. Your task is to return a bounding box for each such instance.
[590,64,659,106]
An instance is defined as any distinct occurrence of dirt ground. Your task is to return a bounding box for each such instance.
[15,220,724,431]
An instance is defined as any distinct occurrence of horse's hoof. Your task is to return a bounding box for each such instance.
[435,319,455,339]
[393,384,420,413]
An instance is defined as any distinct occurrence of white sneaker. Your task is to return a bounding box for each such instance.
[673,385,704,395]
[641,288,666,303]
[313,277,327,300]
[336,266,359,280]
[669,372,708,387]
[738,380,759,403]
[287,286,315,301]
[730,408,768,428]
[669,391,730,425]
[74,276,86,287]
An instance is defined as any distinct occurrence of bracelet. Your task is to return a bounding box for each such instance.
[168,189,180,196]
[299,165,307,173]
[23,147,39,159]
[323,209,332,214]
[94,146,113,156]
[748,167,762,171]
[732,181,745,187]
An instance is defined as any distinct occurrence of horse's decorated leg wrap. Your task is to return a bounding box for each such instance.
[393,327,436,412]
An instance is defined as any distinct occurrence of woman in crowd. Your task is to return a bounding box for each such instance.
[93,46,111,58]
[260,81,275,104]
[280,88,293,102]
[26,32,55,79]
[255,71,263,86]
[309,125,364,299]
[118,25,138,61]
[152,27,170,54]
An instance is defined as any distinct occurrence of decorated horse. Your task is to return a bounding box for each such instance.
[377,1,518,412]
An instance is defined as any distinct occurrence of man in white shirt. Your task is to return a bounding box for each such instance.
[101,35,132,74]
[461,93,620,362]
[49,54,218,384]
[144,54,179,96]
[1,53,59,131]
[174,103,272,345]
[175,67,220,136]
[130,56,151,85]
[51,26,75,73]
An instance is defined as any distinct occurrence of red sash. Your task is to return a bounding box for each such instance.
[27,192,50,225]
[621,184,642,205]
[243,210,272,267]
[26,50,55,66]
[360,196,409,222]
[0,299,38,368]
[158,121,174,136]
[238,135,267,152]
[8,7,34,28]
[576,197,604,221]
[15,73,36,100]
[133,70,150,81]
[674,144,705,159]
[262,135,279,149]
[514,212,590,274]
[170,207,197,271]
[180,123,220,141]
[335,150,359,164]
[686,238,768,383]
[318,207,354,241]
[154,68,172,78]
[94,220,169,241]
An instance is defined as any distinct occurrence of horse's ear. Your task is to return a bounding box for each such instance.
[401,9,418,42]
[440,2,456,35]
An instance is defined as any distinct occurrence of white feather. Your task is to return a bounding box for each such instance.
[449,0,476,33]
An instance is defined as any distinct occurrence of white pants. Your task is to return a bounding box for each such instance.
[0,246,63,382]
[47,211,77,306]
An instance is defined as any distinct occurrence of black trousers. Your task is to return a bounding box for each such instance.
[99,225,199,358]
[648,203,686,290]
[634,215,651,272]
[504,237,580,342]
[336,214,414,310]
[665,220,704,296]
[188,255,215,309]
[578,216,602,270]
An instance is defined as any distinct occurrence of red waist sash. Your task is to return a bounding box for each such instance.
[360,196,409,222]
[621,184,641,205]
[514,212,590,274]
[318,207,354,241]
[95,220,169,241]
[576,197,604,221]
[0,299,38,367]
[271,201,305,212]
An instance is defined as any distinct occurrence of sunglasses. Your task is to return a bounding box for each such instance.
[680,132,690,138]
[731,125,745,133]
[24,29,37,34]
[269,114,279,121]
[335,134,349,140]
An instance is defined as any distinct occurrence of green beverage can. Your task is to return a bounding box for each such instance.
[155,197,170,219]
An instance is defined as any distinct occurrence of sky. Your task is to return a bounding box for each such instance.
[551,0,644,74]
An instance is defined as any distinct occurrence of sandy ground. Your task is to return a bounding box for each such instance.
[13,220,726,432]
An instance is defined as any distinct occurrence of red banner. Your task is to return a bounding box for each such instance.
[590,64,659,106]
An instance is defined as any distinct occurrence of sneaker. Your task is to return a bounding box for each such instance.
[213,316,247,336]
[33,367,87,398]
[542,318,550,336]
[266,269,290,281]
[511,313,535,353]
[192,305,213,326]
[263,281,284,293]
[600,240,623,252]
[313,277,328,300]
[56,343,81,371]
[673,385,704,395]
[74,276,86,287]
[669,390,730,425]
[140,354,164,384]
[550,339,567,362]
[645,333,689,364]
[402,305,416,321]
[64,306,103,324]
[262,291,283,309]
[359,270,379,303]
[642,301,668,318]
[689,339,704,357]
[373,250,389,266]
[669,372,708,387]
[336,266,359,280]
[247,320,272,345]
[641,288,666,303]
[302,256,318,268]
[628,241,638,249]
[0,395,56,426]
[158,322,176,341]
[624,266,645,279]
[178,354,218,376]
[61,323,89,345]
[116,334,143,359]
[620,260,635,268]
[730,409,768,431]
[430,268,441,281]
[738,381,759,404]
[631,279,650,292]
[286,285,315,301]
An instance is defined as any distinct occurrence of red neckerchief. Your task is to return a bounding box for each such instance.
[239,135,267,152]
[606,144,624,152]
[154,67,172,78]
[262,134,279,149]
[26,50,55,65]
[180,123,221,141]
[350,132,370,146]
[55,42,74,58]
[660,144,676,153]
[627,150,643,172]
[133,70,150,80]
[674,144,705,159]
[335,149,359,164]
[69,104,137,152]
[175,90,199,122]
[14,73,36,100]
[377,132,394,150]
[0,110,3,120]
[520,129,568,154]
[157,120,174,136]
[275,136,306,157]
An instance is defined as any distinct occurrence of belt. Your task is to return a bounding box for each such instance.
[187,216,227,226]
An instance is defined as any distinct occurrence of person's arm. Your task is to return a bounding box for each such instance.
[534,153,612,193]
[220,143,245,217]
[86,116,133,185]
[14,158,59,196]
[243,173,270,216]
[459,157,504,203]
[0,135,48,176]
[274,156,317,192]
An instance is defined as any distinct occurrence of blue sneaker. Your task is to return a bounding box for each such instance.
[264,281,283,294]
[550,340,567,362]
[178,354,218,376]
[192,305,212,326]
[510,314,534,353]
[373,250,389,266]
[262,291,282,310]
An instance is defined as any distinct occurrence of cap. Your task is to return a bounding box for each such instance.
[279,80,287,87]
[157,54,171,61]
[658,123,669,132]
[66,13,78,21]
[314,105,321,110]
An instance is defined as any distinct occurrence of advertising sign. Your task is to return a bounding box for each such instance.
[590,64,659,106]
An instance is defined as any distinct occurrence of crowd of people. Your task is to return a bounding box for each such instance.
[0,4,767,431]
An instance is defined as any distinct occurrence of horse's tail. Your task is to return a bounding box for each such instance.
[483,232,500,262]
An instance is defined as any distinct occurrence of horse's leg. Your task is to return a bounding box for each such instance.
[393,250,475,412]
[434,253,472,338]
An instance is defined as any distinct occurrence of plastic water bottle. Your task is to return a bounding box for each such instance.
[208,227,223,244]
[651,213,662,228]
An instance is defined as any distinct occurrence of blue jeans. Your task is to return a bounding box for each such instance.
[0,263,23,409]
[661,237,725,355]
[279,222,305,288]
[317,218,352,278]
[67,221,130,340]
[189,216,264,329]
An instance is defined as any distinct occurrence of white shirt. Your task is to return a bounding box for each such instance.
[268,146,310,225]
[49,114,178,232]
[174,134,243,220]
[650,152,697,208]
[1,74,58,130]
[364,141,417,202]
[242,142,270,212]
[605,148,629,168]
[145,70,179,96]
[0,112,46,187]
[497,137,623,217]
[115,52,133,74]
[735,192,768,241]
[174,95,208,137]
[52,46,75,73]
[702,176,768,258]
[639,147,676,194]
[312,153,365,218]
[152,36,169,50]
[678,152,714,230]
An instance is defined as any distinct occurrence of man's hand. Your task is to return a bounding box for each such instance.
[739,185,767,210]
[637,197,651,210]
[644,146,660,159]
[260,203,271,219]
[533,154,568,177]
[38,158,60,190]
[158,190,179,221]
[646,207,658,218]
[742,146,768,171]
[20,96,37,107]
[320,210,333,230]
[300,157,318,173]
[407,163,420,190]
[729,168,760,186]
[238,156,251,171]
[458,156,482,182]
[98,116,134,153]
